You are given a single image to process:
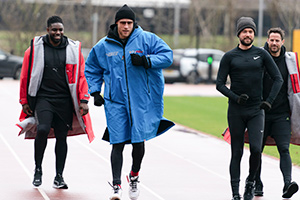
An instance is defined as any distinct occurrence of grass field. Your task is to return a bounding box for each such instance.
[163,96,300,166]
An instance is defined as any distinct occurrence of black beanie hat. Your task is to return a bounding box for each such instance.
[115,4,136,24]
[236,17,256,36]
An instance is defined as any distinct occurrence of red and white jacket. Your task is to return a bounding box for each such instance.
[17,36,95,143]
[286,52,300,145]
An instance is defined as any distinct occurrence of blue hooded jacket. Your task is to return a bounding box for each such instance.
[85,24,174,144]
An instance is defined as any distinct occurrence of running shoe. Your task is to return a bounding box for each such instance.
[32,167,42,187]
[127,174,140,200]
[254,181,263,196]
[282,181,298,198]
[243,180,255,200]
[53,174,68,189]
[231,195,241,200]
[109,184,122,200]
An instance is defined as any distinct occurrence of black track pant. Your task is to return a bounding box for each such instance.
[255,113,292,184]
[34,109,69,175]
[111,142,145,185]
[228,102,264,196]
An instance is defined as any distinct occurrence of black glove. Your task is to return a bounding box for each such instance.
[260,101,272,111]
[91,92,104,107]
[237,94,249,105]
[131,54,151,69]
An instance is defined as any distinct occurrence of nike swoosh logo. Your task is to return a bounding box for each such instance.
[253,56,260,60]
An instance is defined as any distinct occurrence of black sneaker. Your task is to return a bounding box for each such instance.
[53,174,68,189]
[231,194,241,200]
[282,181,298,198]
[254,181,263,196]
[243,180,255,200]
[32,168,42,187]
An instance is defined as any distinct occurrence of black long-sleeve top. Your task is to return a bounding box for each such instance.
[216,45,283,106]
[37,35,70,98]
[263,43,290,114]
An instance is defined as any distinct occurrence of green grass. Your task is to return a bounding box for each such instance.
[164,96,228,137]
[163,96,300,166]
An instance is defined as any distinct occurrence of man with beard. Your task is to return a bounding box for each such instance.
[216,17,283,200]
[85,4,174,200]
[254,27,299,198]
[18,16,94,189]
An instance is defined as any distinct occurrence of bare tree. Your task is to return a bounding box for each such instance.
[97,7,116,40]
[0,1,61,55]
[266,0,300,37]
[189,0,229,49]
[1,0,299,54]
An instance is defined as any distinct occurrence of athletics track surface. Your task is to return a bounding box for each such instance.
[1,80,300,200]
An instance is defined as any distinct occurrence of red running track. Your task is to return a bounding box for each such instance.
[1,79,300,200]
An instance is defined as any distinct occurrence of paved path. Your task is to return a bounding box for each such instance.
[1,79,300,199]
[164,82,223,96]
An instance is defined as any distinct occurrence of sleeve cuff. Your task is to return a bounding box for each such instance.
[80,100,89,104]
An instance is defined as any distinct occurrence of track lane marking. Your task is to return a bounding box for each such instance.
[73,138,166,200]
[0,134,50,200]
[149,141,230,180]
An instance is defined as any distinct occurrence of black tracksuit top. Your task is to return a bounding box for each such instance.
[216,45,283,106]
[37,35,70,98]
[263,43,290,115]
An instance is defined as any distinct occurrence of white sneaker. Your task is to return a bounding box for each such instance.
[110,184,122,200]
[127,175,140,200]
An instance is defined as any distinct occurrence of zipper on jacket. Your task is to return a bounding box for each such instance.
[72,64,76,83]
[123,48,133,126]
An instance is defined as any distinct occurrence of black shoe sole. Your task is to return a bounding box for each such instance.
[32,182,42,187]
[254,191,263,196]
[32,178,42,187]
[53,184,68,189]
[282,182,299,198]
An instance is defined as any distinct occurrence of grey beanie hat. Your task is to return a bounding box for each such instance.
[236,17,256,36]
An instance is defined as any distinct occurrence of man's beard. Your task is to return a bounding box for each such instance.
[49,34,62,44]
[269,46,280,54]
[240,37,253,46]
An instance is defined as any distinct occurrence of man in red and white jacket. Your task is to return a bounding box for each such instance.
[17,16,94,189]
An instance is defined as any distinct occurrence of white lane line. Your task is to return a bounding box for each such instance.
[150,142,229,181]
[0,134,50,200]
[73,138,166,200]
[73,138,110,164]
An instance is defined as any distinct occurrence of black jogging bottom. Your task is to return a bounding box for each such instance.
[255,113,292,185]
[111,142,145,185]
[227,102,265,196]
[34,97,73,175]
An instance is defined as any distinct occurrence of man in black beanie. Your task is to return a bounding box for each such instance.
[85,4,174,200]
[216,17,283,200]
[115,4,136,24]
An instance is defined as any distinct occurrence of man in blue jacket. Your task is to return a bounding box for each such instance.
[85,4,174,200]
